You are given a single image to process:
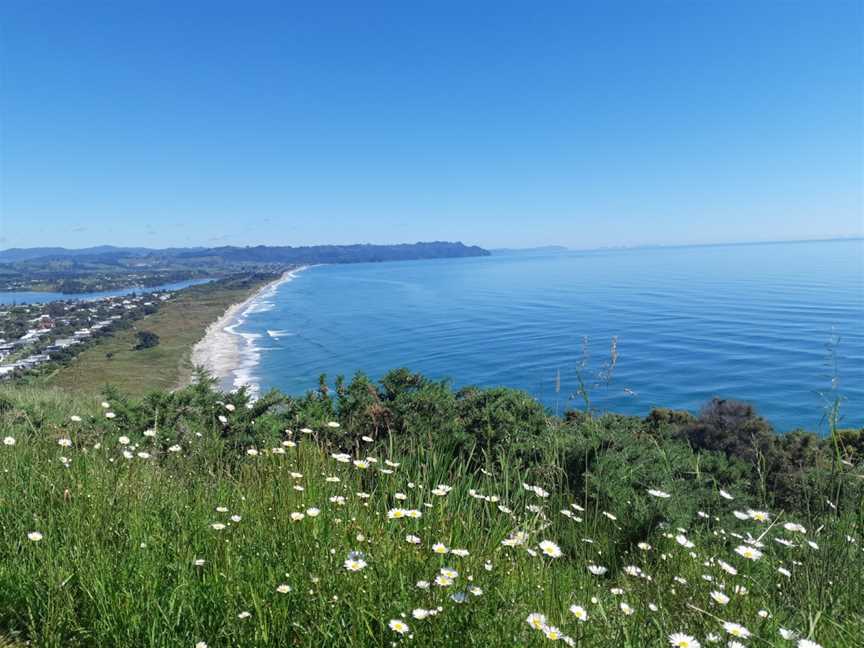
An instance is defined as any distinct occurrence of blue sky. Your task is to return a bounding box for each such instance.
[1,1,861,250]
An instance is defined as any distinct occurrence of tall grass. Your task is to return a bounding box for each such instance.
[0,385,860,647]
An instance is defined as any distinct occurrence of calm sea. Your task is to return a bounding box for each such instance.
[239,240,863,432]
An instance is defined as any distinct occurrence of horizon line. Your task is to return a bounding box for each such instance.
[1,234,862,256]
[558,235,863,254]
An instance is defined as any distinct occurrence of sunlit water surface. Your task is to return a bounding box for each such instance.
[236,240,863,432]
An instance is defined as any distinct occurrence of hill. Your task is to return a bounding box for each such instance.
[0,374,860,646]
[0,242,489,294]
[0,246,204,263]
[180,242,489,264]
[0,242,489,265]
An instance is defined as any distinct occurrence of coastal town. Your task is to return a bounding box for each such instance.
[0,269,210,294]
[0,289,175,380]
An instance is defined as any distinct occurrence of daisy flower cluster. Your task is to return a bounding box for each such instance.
[0,396,859,647]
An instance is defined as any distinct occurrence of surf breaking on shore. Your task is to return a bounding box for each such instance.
[189,267,309,396]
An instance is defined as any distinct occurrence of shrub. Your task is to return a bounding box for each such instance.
[336,371,390,444]
[836,427,864,462]
[133,330,160,350]
[455,386,550,465]
[561,412,750,538]
[644,406,696,433]
[678,398,775,465]
[390,380,462,453]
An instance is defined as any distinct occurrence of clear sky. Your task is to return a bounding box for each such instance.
[1,1,862,250]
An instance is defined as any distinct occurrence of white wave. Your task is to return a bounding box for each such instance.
[231,326,263,398]
[223,265,314,400]
[267,329,293,338]
[245,301,275,315]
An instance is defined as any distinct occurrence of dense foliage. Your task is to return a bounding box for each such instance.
[0,372,860,646]
[134,330,160,350]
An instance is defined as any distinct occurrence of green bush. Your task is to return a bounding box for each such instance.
[133,330,160,350]
[643,406,696,433]
[0,377,860,647]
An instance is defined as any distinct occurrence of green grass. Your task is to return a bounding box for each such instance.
[39,278,269,396]
[0,385,860,647]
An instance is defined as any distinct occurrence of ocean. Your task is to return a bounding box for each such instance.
[232,240,863,432]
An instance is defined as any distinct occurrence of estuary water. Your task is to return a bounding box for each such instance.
[0,278,213,305]
[234,240,863,432]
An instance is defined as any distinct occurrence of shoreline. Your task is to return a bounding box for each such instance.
[188,266,310,395]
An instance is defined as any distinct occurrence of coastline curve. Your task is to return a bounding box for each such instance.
[188,266,310,396]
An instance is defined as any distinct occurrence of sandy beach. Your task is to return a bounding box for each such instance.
[189,266,309,392]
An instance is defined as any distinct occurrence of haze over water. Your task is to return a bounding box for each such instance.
[237,240,863,432]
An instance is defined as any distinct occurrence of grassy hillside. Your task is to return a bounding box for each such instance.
[38,276,271,396]
[0,376,860,647]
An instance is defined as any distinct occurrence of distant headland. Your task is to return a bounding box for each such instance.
[0,241,489,294]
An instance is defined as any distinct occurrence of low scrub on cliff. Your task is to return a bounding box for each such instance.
[0,373,860,647]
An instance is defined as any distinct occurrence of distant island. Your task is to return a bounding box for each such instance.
[0,241,489,293]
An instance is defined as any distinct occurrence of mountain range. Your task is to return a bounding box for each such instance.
[0,242,489,265]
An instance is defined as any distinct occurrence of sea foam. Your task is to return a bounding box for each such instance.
[223,266,311,399]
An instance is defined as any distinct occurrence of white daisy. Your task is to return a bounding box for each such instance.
[388,619,409,634]
[538,540,562,558]
[668,633,700,648]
